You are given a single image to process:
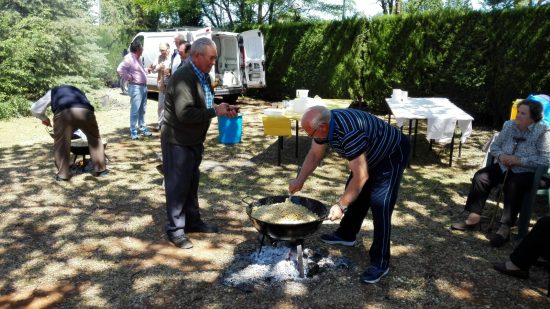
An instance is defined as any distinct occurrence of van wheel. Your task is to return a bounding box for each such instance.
[223,95,239,104]
[119,77,129,95]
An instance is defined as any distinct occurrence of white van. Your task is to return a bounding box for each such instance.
[120,27,266,103]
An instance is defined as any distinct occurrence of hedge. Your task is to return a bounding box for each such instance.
[254,6,550,126]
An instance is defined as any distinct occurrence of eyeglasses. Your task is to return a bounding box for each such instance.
[306,127,318,138]
[159,49,168,52]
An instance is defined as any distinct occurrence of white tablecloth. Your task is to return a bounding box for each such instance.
[386,97,474,144]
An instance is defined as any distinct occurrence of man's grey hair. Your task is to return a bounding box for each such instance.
[174,33,186,46]
[190,37,216,57]
[159,42,169,50]
[309,105,331,129]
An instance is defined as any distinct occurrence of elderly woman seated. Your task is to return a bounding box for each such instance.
[451,98,550,247]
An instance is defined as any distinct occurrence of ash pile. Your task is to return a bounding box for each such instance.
[220,241,353,292]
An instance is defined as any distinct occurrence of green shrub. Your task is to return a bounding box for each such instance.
[0,95,32,120]
[258,6,550,126]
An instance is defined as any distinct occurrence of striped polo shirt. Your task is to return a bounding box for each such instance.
[327,109,403,168]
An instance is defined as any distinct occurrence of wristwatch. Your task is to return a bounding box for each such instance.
[337,202,348,214]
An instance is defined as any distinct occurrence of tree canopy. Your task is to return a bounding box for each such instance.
[126,0,358,29]
[0,0,109,105]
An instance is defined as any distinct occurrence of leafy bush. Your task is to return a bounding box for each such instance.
[0,2,109,119]
[0,95,32,120]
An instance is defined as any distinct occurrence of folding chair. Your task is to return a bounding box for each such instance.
[262,116,292,166]
[484,152,549,239]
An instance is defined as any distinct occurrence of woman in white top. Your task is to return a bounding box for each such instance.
[151,42,171,130]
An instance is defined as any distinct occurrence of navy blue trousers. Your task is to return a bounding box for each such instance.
[161,140,203,238]
[336,136,410,270]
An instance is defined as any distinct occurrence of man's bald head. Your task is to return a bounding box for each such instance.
[301,105,331,133]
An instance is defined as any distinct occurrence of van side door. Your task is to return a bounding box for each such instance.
[239,30,266,89]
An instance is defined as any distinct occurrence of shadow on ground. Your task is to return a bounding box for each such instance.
[0,94,549,307]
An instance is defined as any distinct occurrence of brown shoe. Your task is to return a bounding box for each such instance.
[450,221,480,231]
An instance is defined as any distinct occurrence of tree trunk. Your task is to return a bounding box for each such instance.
[268,1,275,24]
[257,0,264,24]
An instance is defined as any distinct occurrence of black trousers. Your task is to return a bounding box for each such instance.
[336,136,410,270]
[162,140,204,238]
[510,216,550,270]
[465,163,534,226]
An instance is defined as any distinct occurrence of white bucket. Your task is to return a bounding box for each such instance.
[289,98,308,113]
[296,89,309,98]
[391,89,402,101]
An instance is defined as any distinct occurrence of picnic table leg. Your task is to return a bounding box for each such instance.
[278,136,283,166]
[413,120,418,158]
[449,133,455,167]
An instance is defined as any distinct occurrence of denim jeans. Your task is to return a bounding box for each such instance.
[128,84,148,133]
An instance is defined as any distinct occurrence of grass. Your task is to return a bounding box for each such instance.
[0,88,549,308]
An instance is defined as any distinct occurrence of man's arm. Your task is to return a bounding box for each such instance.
[173,77,217,122]
[116,55,131,81]
[31,90,52,125]
[340,154,369,206]
[327,153,369,221]
[289,141,327,193]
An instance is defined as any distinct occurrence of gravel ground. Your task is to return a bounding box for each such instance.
[0,87,549,308]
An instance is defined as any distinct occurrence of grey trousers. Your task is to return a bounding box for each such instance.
[53,107,106,179]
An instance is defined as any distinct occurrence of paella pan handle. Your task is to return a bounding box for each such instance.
[242,195,255,207]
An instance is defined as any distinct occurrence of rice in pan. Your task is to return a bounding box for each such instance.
[251,200,318,224]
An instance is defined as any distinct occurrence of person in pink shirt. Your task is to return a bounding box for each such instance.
[117,41,152,140]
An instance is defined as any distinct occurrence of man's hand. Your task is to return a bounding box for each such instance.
[288,179,303,194]
[214,103,238,118]
[41,119,52,127]
[229,105,240,114]
[327,204,345,221]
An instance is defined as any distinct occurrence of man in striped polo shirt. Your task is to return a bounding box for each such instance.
[289,105,410,284]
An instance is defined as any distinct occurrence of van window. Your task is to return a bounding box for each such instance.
[132,35,144,48]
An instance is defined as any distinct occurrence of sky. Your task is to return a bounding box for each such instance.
[328,0,483,18]
[354,0,383,17]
